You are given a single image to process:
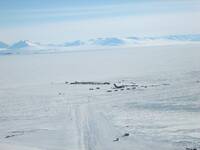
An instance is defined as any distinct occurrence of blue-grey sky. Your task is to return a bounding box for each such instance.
[0,0,200,43]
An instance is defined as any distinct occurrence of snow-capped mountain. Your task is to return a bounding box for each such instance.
[65,40,84,47]
[10,40,42,49]
[158,34,200,41]
[0,34,200,55]
[0,41,9,49]
[63,38,125,47]
[63,34,200,48]
[128,34,200,42]
[89,37,125,46]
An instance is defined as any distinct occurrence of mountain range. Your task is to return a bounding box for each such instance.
[1,34,200,54]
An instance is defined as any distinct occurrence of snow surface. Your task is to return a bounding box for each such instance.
[0,44,200,150]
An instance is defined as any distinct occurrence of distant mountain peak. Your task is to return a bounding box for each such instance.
[10,40,40,49]
[90,37,125,46]
[65,40,84,47]
[0,41,9,48]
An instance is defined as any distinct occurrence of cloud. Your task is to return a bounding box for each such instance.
[1,0,200,25]
[1,11,200,44]
[0,0,200,43]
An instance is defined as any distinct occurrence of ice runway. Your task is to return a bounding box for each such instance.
[0,44,200,150]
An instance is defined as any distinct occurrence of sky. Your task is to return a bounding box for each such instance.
[0,0,200,44]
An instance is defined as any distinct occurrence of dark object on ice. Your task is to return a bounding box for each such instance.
[114,84,125,89]
[141,85,148,88]
[126,88,130,90]
[96,87,100,90]
[70,81,110,85]
[162,83,170,86]
[150,84,160,87]
[89,88,94,90]
[120,89,124,91]
[65,81,69,84]
[196,80,200,83]
[114,83,138,89]
[132,87,136,90]
[107,90,112,92]
[113,138,119,142]
[122,133,130,137]
[5,135,15,138]
[186,148,197,150]
[114,89,118,92]
[58,92,62,95]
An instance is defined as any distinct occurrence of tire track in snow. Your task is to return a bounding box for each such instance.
[72,102,127,150]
